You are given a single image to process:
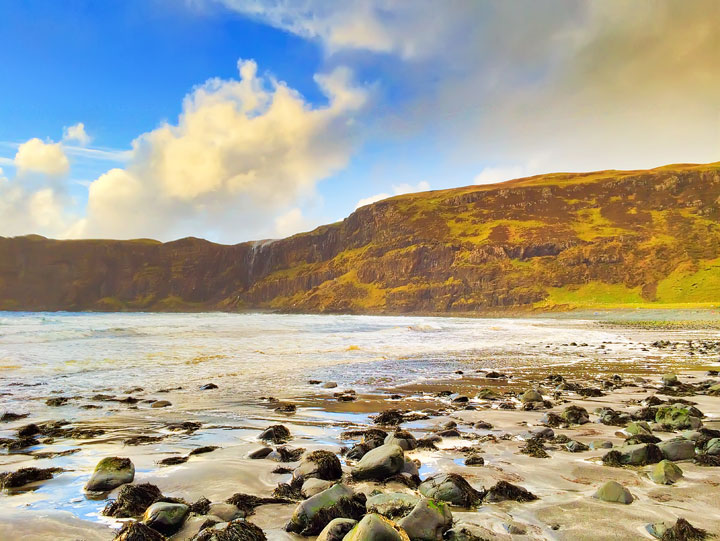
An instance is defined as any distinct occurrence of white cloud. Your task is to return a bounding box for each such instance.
[273,207,317,238]
[14,138,70,177]
[77,59,367,241]
[63,122,91,146]
[355,180,430,209]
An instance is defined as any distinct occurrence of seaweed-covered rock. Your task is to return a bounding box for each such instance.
[561,406,589,425]
[521,389,543,403]
[285,483,365,536]
[464,454,484,466]
[85,457,135,492]
[617,443,663,466]
[352,444,405,481]
[397,498,452,541]
[650,460,683,485]
[385,430,417,451]
[658,518,708,540]
[520,438,549,458]
[565,440,589,453]
[655,406,702,430]
[343,514,410,541]
[316,518,357,541]
[0,466,62,489]
[192,520,267,541]
[484,480,537,503]
[258,425,291,443]
[593,481,633,504]
[705,438,720,455]
[142,502,189,536]
[104,483,164,517]
[372,410,406,426]
[419,473,484,507]
[248,447,273,459]
[625,421,653,436]
[225,493,293,516]
[294,450,342,481]
[114,521,167,541]
[366,492,420,518]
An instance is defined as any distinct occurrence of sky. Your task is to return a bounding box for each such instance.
[0,0,718,243]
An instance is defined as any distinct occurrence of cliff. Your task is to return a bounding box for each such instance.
[1,162,719,313]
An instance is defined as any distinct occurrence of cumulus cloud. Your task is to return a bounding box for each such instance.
[216,0,720,173]
[63,122,91,146]
[355,180,430,209]
[14,138,70,177]
[77,59,366,241]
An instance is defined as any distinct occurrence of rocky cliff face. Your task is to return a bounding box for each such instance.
[2,162,719,313]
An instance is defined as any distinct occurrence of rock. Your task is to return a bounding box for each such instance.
[566,440,589,453]
[658,438,695,461]
[0,466,62,489]
[476,388,499,400]
[662,374,678,386]
[294,450,343,481]
[540,412,565,427]
[189,446,219,456]
[646,518,709,540]
[590,440,613,450]
[104,483,164,517]
[418,473,484,507]
[704,438,720,455]
[485,480,537,503]
[385,430,417,451]
[302,478,335,498]
[561,405,589,425]
[444,523,495,541]
[593,481,633,504]
[464,454,484,466]
[322,382,338,388]
[248,447,273,459]
[316,518,358,541]
[521,389,543,403]
[343,514,410,541]
[86,457,135,492]
[1,411,29,422]
[473,421,493,430]
[151,401,171,408]
[650,460,683,485]
[655,406,702,430]
[142,502,189,535]
[114,521,167,541]
[352,444,405,481]
[206,503,244,522]
[258,425,291,443]
[397,498,452,541]
[285,483,365,536]
[159,456,189,466]
[373,410,406,426]
[199,383,218,390]
[625,421,653,436]
[366,493,420,518]
[618,443,663,466]
[521,438,549,458]
[46,397,69,407]
[192,519,267,541]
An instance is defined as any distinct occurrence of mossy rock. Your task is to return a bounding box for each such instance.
[142,502,189,536]
[593,481,633,504]
[397,498,453,541]
[655,406,702,430]
[344,514,410,541]
[285,483,365,536]
[351,444,405,481]
[366,492,420,518]
[419,473,484,507]
[650,460,683,485]
[86,457,135,492]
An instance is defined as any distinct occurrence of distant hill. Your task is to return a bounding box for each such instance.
[1,162,719,314]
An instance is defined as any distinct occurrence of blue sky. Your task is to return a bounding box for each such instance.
[0,0,717,242]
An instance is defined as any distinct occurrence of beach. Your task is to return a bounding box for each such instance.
[1,312,719,540]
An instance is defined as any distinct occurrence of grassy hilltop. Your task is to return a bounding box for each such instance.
[1,162,719,313]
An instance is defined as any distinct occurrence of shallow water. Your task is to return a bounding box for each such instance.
[1,311,719,539]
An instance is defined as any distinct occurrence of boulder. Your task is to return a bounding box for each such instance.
[655,406,702,430]
[114,521,166,541]
[294,450,342,481]
[521,390,543,403]
[192,520,267,541]
[285,483,365,536]
[206,502,243,522]
[85,457,135,492]
[566,440,589,453]
[662,374,678,386]
[366,493,420,518]
[302,478,335,498]
[103,483,164,517]
[0,467,62,489]
[151,401,171,408]
[485,481,537,503]
[625,421,652,436]
[248,447,273,459]
[561,405,589,425]
[650,460,683,485]
[316,518,357,541]
[258,425,291,443]
[618,443,663,466]
[704,437,720,455]
[352,444,405,481]
[419,473,484,507]
[385,431,418,451]
[397,498,452,541]
[142,502,189,536]
[593,481,633,504]
[658,438,695,461]
[343,514,410,541]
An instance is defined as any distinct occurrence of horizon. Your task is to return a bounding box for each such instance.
[1,0,718,243]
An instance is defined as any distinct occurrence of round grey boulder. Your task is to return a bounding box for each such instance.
[85,457,134,492]
[593,481,633,504]
[351,444,404,481]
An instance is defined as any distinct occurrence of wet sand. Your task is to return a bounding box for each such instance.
[1,318,719,540]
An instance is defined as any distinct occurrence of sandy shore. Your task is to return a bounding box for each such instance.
[1,323,719,540]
